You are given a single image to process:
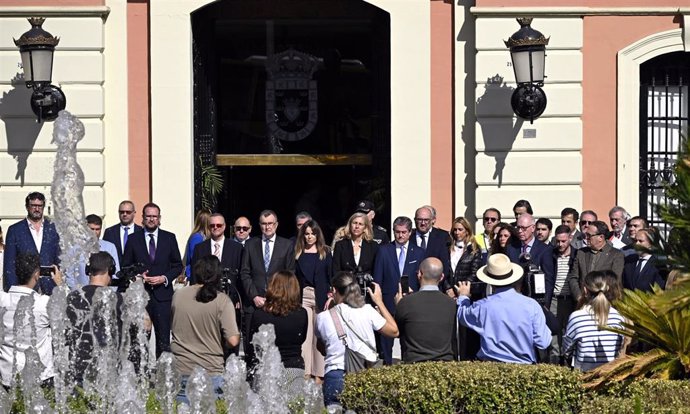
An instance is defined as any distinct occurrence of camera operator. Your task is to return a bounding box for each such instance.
[0,252,62,388]
[171,255,240,405]
[316,272,397,410]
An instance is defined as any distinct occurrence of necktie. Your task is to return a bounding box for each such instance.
[148,233,156,262]
[635,258,646,275]
[264,239,271,271]
[214,242,221,259]
[398,245,406,275]
[420,233,427,250]
[521,244,528,254]
[123,226,129,249]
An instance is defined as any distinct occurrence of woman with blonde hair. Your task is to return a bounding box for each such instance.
[332,212,378,275]
[562,270,625,371]
[295,220,332,381]
[182,209,212,281]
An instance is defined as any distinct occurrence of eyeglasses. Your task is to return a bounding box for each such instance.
[28,203,45,209]
[585,233,603,239]
[234,226,250,232]
[579,220,594,226]
[483,217,498,222]
[119,210,133,215]
[516,225,533,232]
[259,222,276,227]
[414,218,431,222]
[144,215,159,219]
[210,224,225,229]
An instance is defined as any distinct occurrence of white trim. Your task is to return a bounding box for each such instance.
[471,7,690,17]
[617,29,684,213]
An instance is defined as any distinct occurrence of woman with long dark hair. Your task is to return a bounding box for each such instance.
[247,271,308,393]
[490,222,517,256]
[171,255,240,403]
[332,212,379,274]
[316,272,397,408]
[295,220,332,381]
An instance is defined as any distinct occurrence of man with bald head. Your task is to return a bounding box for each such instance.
[394,257,456,363]
[232,216,252,246]
[506,214,554,301]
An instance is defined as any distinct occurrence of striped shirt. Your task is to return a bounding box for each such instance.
[562,305,624,371]
[553,255,571,296]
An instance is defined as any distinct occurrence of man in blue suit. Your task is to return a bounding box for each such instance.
[506,213,554,303]
[3,192,60,293]
[122,202,182,357]
[103,200,143,264]
[373,216,426,365]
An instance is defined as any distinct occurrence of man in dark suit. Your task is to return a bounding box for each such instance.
[373,216,426,365]
[103,200,143,264]
[410,205,451,275]
[239,209,295,356]
[623,228,665,292]
[608,206,634,251]
[567,220,625,301]
[122,202,182,357]
[506,213,554,302]
[192,213,243,301]
[3,192,60,293]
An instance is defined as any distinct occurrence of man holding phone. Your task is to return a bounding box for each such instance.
[373,216,426,365]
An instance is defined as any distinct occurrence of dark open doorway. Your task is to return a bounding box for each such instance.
[192,0,391,241]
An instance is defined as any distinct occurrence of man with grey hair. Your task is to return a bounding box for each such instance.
[394,257,455,363]
[609,206,633,250]
[411,205,451,275]
[506,213,553,302]
[373,215,426,365]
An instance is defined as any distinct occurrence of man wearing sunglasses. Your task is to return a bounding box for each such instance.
[566,220,624,301]
[475,208,501,257]
[577,210,598,247]
[103,200,143,264]
[232,217,252,246]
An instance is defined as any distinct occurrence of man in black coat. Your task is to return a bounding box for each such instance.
[122,202,182,357]
[239,210,295,356]
[103,200,143,264]
[410,205,451,275]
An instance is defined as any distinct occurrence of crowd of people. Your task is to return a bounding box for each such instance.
[0,192,674,408]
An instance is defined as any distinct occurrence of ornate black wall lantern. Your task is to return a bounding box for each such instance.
[14,17,66,123]
[504,17,549,123]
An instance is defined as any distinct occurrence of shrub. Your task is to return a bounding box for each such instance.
[340,361,583,414]
[581,379,690,414]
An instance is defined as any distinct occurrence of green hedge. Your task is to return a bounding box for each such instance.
[580,379,690,414]
[340,361,584,414]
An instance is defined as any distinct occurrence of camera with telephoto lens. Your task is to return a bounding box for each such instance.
[520,252,545,302]
[221,268,240,304]
[111,262,147,291]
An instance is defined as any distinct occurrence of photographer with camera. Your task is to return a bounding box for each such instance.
[316,271,397,409]
[171,255,240,404]
[0,252,62,388]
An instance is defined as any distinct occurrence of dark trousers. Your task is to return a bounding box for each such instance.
[147,297,171,358]
[380,294,396,365]
[242,306,255,364]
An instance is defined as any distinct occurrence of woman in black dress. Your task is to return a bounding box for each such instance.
[332,212,379,276]
[295,220,332,381]
[248,270,307,393]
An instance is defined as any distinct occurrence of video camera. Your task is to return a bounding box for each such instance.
[110,262,146,291]
[353,267,374,301]
[221,268,241,304]
[519,253,545,302]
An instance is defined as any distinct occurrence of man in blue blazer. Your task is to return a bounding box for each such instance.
[506,214,554,302]
[122,202,182,357]
[374,216,426,365]
[3,192,60,294]
[103,200,143,264]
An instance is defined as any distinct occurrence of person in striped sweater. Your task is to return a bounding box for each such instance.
[562,270,625,371]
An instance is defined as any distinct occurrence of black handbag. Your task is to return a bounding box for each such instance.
[329,307,379,373]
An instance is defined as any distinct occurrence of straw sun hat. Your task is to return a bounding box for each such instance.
[476,253,524,286]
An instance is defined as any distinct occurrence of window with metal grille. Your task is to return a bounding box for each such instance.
[639,52,690,234]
